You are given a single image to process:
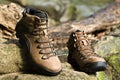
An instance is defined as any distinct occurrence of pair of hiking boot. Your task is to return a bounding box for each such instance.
[15,8,107,75]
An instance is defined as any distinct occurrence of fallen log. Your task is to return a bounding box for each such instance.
[48,2,120,50]
[49,2,120,36]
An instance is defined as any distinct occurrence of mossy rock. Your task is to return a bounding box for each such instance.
[97,71,112,80]
[94,36,120,59]
[94,36,120,80]
[0,38,23,73]
[108,54,120,73]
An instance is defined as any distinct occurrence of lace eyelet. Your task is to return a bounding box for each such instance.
[37,45,41,48]
[35,18,40,23]
[73,33,76,37]
[36,39,41,43]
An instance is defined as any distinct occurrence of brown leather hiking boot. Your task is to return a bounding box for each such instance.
[15,8,62,75]
[67,30,107,73]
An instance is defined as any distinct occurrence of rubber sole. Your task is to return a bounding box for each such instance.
[84,62,107,73]
[68,57,107,73]
[88,62,106,71]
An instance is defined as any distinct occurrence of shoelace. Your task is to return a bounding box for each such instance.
[33,18,56,59]
[73,32,94,59]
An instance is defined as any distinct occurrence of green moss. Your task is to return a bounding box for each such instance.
[61,3,76,21]
[97,72,111,80]
[68,4,76,19]
[71,0,113,6]
[108,54,120,73]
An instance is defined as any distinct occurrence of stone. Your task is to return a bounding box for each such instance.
[0,3,23,31]
[94,36,120,80]
[0,3,23,39]
[94,36,120,57]
[0,63,97,80]
[0,36,23,73]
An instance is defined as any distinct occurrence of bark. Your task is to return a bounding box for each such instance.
[49,2,120,37]
[47,2,120,49]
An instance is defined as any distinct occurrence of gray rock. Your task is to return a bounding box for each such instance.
[0,63,97,80]
[94,36,120,57]
[94,36,120,80]
[0,36,23,73]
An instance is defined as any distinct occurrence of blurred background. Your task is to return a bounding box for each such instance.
[0,0,113,26]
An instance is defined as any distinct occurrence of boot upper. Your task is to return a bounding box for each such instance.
[15,8,61,73]
[67,30,106,67]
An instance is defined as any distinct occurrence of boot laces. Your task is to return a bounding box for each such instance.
[73,31,94,59]
[33,17,56,59]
